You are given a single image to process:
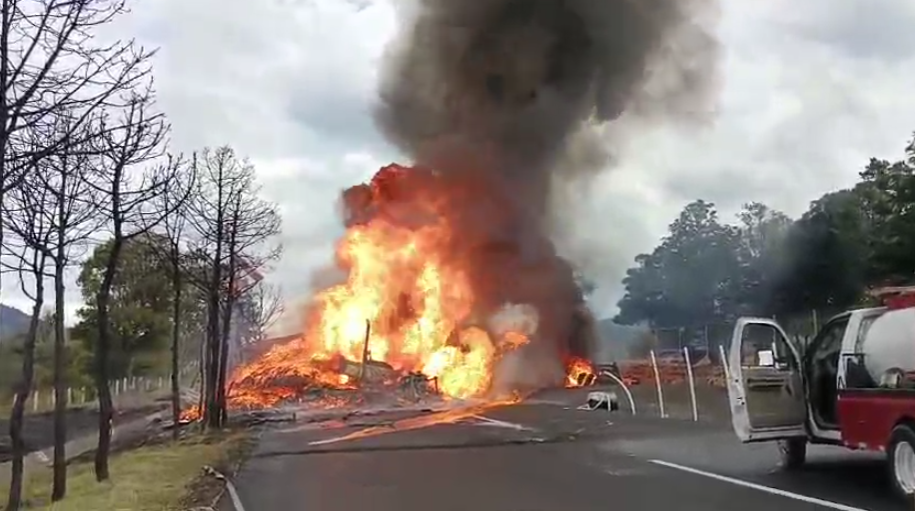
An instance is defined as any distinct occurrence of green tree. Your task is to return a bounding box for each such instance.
[616,200,742,327]
[74,235,205,379]
[855,137,915,283]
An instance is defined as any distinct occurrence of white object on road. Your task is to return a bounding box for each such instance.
[579,391,618,411]
[683,347,698,422]
[649,460,867,511]
[649,350,667,418]
[598,369,637,415]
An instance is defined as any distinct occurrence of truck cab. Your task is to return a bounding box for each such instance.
[726,300,915,498]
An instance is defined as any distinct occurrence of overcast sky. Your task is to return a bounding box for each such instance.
[3,0,915,325]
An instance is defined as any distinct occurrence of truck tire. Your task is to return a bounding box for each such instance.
[888,425,915,498]
[777,438,807,470]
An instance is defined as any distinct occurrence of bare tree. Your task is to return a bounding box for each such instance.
[30,115,102,499]
[239,281,284,353]
[145,156,197,439]
[0,0,154,197]
[0,168,53,511]
[184,147,281,429]
[0,0,155,321]
[87,91,186,481]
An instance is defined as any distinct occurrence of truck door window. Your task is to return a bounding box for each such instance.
[741,323,793,369]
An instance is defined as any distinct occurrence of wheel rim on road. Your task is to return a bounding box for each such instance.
[894,440,915,494]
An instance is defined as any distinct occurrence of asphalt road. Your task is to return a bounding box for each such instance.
[224,389,904,511]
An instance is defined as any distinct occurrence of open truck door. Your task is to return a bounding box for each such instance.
[727,318,807,442]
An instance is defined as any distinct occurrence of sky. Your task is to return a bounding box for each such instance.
[3,0,915,326]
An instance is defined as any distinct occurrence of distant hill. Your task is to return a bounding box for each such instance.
[593,318,648,363]
[0,304,29,341]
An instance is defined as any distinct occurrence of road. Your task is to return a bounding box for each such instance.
[224,389,903,511]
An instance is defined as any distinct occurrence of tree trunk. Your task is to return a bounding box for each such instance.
[203,162,224,430]
[93,238,123,482]
[51,255,67,501]
[6,259,45,511]
[216,195,242,426]
[203,287,221,429]
[170,257,182,440]
[217,293,234,427]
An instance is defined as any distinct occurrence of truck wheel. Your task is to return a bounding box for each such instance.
[777,438,807,470]
[888,425,915,498]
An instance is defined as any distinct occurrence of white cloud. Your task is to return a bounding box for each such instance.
[3,0,915,325]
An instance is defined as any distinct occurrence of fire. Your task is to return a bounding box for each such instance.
[565,357,596,388]
[214,163,544,411]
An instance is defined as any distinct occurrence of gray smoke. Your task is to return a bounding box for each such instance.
[374,0,720,215]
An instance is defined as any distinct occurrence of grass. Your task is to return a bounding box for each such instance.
[0,431,253,510]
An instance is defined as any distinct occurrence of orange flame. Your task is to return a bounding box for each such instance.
[565,357,596,388]
[213,164,541,410]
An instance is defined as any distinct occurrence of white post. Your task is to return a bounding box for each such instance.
[67,387,72,407]
[683,347,699,422]
[719,344,731,383]
[649,350,667,418]
[33,391,39,412]
[598,369,637,414]
[114,380,120,396]
[158,376,163,389]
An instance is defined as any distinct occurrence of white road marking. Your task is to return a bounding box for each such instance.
[206,466,247,511]
[649,460,867,511]
[470,415,535,431]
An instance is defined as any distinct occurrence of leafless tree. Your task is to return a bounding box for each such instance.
[145,156,197,439]
[0,0,154,196]
[28,114,102,499]
[86,91,186,481]
[0,167,53,511]
[0,0,155,326]
[184,147,281,429]
[239,280,284,351]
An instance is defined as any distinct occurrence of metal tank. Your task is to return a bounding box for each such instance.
[857,307,915,389]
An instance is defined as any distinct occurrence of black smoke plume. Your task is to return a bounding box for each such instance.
[374,0,720,212]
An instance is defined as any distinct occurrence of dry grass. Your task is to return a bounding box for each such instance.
[0,431,253,510]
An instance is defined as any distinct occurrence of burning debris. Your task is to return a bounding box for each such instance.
[191,0,720,418]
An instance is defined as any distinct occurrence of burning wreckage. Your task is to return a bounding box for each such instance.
[197,0,718,419]
[218,164,601,415]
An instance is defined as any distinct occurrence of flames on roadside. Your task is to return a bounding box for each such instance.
[180,163,599,422]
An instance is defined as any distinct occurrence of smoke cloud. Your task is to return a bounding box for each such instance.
[374,0,720,214]
[370,0,720,388]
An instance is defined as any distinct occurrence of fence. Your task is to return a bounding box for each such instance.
[5,361,199,415]
[610,348,728,422]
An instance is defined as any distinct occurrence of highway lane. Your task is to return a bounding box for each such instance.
[223,392,903,511]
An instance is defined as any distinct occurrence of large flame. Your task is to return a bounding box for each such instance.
[210,163,594,415]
